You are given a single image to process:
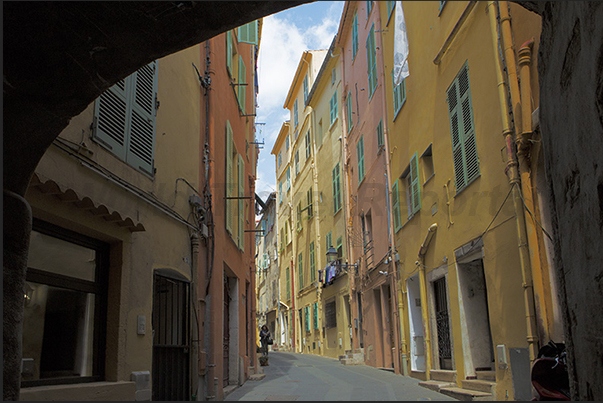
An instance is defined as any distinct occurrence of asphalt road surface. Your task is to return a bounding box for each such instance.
[225,351,457,401]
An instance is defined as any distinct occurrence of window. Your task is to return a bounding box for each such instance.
[331,68,336,86]
[294,100,299,128]
[309,242,316,282]
[447,63,480,193]
[285,221,289,245]
[325,300,337,329]
[304,306,310,332]
[401,152,421,219]
[226,121,235,237]
[421,144,435,184]
[352,10,359,59]
[286,135,290,152]
[326,232,333,252]
[238,153,245,251]
[392,69,407,118]
[317,119,323,146]
[329,91,338,126]
[286,167,291,190]
[377,119,384,149]
[313,302,319,330]
[357,135,365,184]
[298,252,304,289]
[226,31,235,78]
[366,1,373,16]
[366,24,378,98]
[278,152,282,168]
[297,203,302,231]
[303,75,309,104]
[332,163,342,214]
[225,121,245,247]
[307,187,313,218]
[305,131,311,159]
[22,219,109,387]
[439,1,447,14]
[238,55,246,114]
[279,181,283,205]
[238,20,258,44]
[93,61,158,176]
[336,236,343,262]
[295,150,300,176]
[346,91,354,132]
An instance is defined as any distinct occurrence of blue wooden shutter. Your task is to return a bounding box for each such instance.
[366,24,377,97]
[305,306,310,331]
[313,303,318,329]
[94,78,128,160]
[238,55,246,114]
[352,10,359,59]
[410,152,421,215]
[127,61,157,176]
[357,136,365,183]
[346,91,353,132]
[238,154,245,250]
[226,31,233,78]
[392,179,401,231]
[226,121,233,235]
[294,100,298,128]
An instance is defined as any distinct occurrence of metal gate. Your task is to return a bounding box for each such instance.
[152,272,190,401]
[434,277,452,370]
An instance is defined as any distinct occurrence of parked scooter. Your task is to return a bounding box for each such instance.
[531,340,570,401]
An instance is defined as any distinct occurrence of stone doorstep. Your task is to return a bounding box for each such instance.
[476,370,496,382]
[462,379,496,394]
[248,373,266,381]
[223,384,239,399]
[439,386,493,401]
[430,369,457,382]
[418,380,455,392]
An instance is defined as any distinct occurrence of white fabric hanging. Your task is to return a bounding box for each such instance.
[393,1,410,85]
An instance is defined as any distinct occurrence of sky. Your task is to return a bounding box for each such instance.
[254,1,345,203]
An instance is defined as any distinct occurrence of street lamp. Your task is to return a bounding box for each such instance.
[325,247,358,274]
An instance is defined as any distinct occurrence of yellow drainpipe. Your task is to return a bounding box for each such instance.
[487,1,539,363]
[397,269,409,376]
[418,223,437,379]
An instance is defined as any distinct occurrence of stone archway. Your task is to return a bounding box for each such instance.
[3,1,603,401]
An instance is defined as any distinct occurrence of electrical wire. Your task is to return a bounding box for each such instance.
[514,182,554,242]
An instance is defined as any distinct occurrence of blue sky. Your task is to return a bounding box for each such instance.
[254,1,345,203]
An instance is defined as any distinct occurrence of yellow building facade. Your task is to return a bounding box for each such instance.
[379,1,558,400]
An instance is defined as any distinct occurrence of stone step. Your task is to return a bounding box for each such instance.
[462,379,496,394]
[430,369,457,382]
[418,380,455,392]
[440,386,493,401]
[476,370,496,382]
[248,373,266,381]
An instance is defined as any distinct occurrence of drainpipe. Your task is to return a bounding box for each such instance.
[190,232,200,400]
[487,1,539,363]
[291,259,295,351]
[418,223,437,379]
[375,6,402,376]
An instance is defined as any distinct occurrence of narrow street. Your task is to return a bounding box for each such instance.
[225,352,457,401]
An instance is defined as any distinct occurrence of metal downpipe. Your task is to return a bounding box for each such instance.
[418,223,437,380]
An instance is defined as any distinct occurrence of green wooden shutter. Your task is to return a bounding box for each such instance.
[307,187,313,218]
[326,232,332,253]
[305,306,310,331]
[330,91,338,125]
[392,179,401,231]
[286,269,290,300]
[357,136,365,183]
[347,91,353,132]
[303,75,309,104]
[286,167,291,190]
[238,21,258,45]
[294,100,298,128]
[313,302,318,329]
[447,63,479,192]
[377,119,384,148]
[94,78,128,160]
[127,61,157,176]
[391,69,406,117]
[410,152,421,215]
[352,10,359,59]
[332,163,341,213]
[238,154,245,250]
[238,55,246,114]
[366,24,377,97]
[310,242,315,282]
[298,253,303,289]
[226,31,233,78]
[226,121,233,235]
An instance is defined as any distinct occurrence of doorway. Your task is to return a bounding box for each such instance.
[152,271,190,401]
[407,274,425,371]
[433,277,452,370]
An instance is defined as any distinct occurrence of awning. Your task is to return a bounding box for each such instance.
[29,172,146,232]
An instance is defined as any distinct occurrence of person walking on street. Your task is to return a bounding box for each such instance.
[259,325,271,357]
